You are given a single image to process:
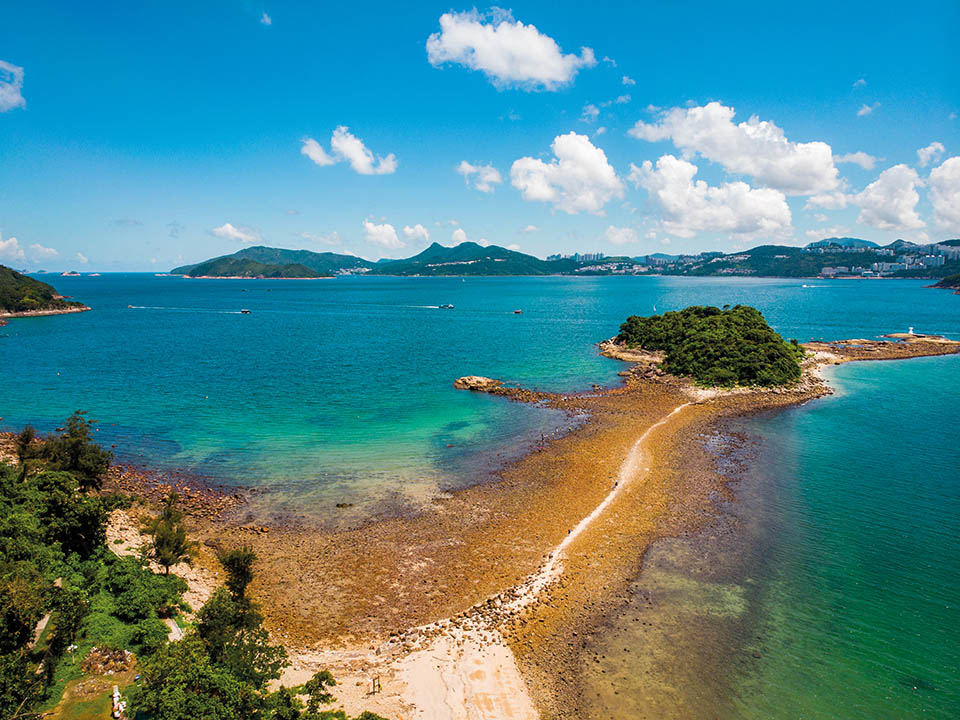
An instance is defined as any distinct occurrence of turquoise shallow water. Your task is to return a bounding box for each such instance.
[2,274,959,715]
[581,355,960,719]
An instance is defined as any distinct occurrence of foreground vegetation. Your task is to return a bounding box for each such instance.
[0,413,387,720]
[0,264,86,314]
[616,305,804,387]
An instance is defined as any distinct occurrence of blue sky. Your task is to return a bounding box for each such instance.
[1,0,958,270]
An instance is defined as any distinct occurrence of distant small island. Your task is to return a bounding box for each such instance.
[185,257,333,279]
[0,264,90,319]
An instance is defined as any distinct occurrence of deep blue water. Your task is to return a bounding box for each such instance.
[3,273,959,715]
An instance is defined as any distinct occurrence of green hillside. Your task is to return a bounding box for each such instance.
[173,246,374,275]
[0,264,87,313]
[370,241,575,275]
[186,257,328,278]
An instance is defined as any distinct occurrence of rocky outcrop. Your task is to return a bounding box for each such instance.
[598,338,665,365]
[453,376,503,391]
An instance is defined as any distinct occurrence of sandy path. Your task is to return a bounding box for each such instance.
[285,401,694,720]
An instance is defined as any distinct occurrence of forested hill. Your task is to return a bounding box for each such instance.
[185,257,328,278]
[172,246,374,276]
[0,264,87,314]
[371,241,576,275]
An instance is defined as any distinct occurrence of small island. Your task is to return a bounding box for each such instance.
[0,264,90,320]
[185,257,333,279]
[611,304,804,387]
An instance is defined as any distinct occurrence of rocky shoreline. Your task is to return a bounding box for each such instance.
[0,304,91,319]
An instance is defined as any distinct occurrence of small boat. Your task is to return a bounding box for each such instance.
[240,309,251,314]
[513,309,523,314]
[439,304,454,310]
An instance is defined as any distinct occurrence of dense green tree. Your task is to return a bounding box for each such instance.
[34,471,107,559]
[303,670,337,714]
[49,584,89,646]
[196,588,286,689]
[268,686,305,720]
[106,556,186,621]
[40,411,111,492]
[131,616,171,655]
[128,635,263,720]
[0,652,43,720]
[219,545,257,600]
[0,570,45,654]
[145,492,196,575]
[616,305,804,387]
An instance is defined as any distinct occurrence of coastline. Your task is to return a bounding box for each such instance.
[180,275,336,280]
[0,304,90,318]
[15,333,956,718]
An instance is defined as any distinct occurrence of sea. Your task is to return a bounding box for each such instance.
[3,274,958,717]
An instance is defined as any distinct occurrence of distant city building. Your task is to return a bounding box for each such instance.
[547,252,605,262]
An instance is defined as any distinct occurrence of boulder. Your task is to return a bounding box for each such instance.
[453,376,503,391]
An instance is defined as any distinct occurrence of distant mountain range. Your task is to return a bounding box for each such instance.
[173,242,576,277]
[171,238,960,280]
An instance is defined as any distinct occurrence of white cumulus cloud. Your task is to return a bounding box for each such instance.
[76,252,88,265]
[917,142,945,167]
[456,161,502,192]
[631,154,792,239]
[805,191,849,210]
[857,102,880,117]
[604,226,639,245]
[426,9,596,90]
[212,223,261,244]
[580,103,600,123]
[402,224,431,243]
[29,243,59,260]
[0,234,25,262]
[929,156,960,234]
[363,220,403,248]
[506,243,521,250]
[301,138,337,166]
[522,225,538,233]
[853,164,924,230]
[629,102,839,196]
[301,127,397,175]
[260,12,272,26]
[299,231,341,246]
[0,60,25,112]
[510,132,624,215]
[622,75,636,86]
[836,151,878,170]
[451,228,488,246]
